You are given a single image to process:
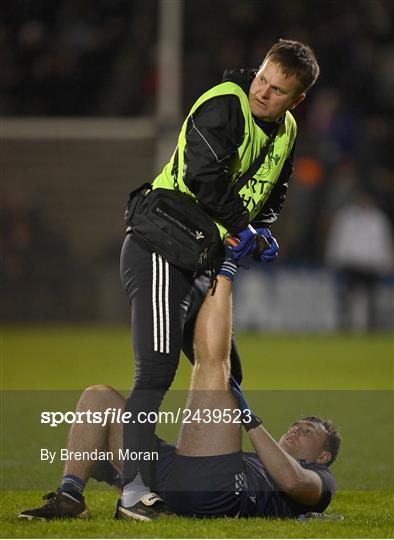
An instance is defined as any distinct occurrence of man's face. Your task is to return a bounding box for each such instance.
[278,420,329,463]
[248,58,305,122]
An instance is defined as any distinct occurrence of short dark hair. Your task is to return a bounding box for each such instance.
[303,416,342,466]
[265,39,320,93]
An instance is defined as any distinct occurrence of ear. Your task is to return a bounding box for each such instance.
[316,450,331,465]
[290,93,306,110]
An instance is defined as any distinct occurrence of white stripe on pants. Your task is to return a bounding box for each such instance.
[152,253,170,353]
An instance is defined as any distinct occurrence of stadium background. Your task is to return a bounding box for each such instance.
[1,0,393,329]
[1,1,393,538]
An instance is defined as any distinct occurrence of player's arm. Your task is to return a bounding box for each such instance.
[183,95,249,235]
[248,426,323,505]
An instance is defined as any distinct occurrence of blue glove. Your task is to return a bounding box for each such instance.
[230,375,262,431]
[231,225,257,261]
[255,227,279,263]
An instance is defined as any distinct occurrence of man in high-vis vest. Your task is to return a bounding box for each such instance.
[118,39,320,520]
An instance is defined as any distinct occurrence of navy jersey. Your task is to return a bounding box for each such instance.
[239,451,335,518]
[91,440,335,519]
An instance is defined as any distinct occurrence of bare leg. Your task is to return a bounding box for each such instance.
[63,385,125,480]
[18,385,126,520]
[176,277,242,456]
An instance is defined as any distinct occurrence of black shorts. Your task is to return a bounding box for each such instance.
[91,437,245,518]
[155,439,244,518]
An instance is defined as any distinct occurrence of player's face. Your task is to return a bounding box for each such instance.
[278,420,329,463]
[249,58,305,122]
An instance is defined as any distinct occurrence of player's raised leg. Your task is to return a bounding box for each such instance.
[163,275,244,518]
[176,276,242,456]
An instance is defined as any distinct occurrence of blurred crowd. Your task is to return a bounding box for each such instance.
[1,0,392,324]
[0,0,158,115]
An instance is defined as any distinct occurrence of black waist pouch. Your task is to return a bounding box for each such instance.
[125,185,222,274]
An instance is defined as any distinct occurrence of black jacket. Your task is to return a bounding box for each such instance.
[183,69,295,235]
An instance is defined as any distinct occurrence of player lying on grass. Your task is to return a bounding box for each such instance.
[19,268,341,521]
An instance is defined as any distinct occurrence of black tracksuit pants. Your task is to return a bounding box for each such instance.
[120,233,242,487]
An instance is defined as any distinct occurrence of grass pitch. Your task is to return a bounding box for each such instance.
[1,327,393,538]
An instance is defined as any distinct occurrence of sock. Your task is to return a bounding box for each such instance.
[60,474,85,502]
[121,472,150,508]
[218,243,238,281]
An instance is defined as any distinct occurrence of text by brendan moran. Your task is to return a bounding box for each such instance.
[40,448,158,464]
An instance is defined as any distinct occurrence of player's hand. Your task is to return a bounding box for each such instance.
[230,375,262,432]
[231,225,257,260]
[254,227,279,263]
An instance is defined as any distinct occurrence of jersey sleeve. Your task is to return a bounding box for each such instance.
[303,462,336,513]
[251,140,296,227]
[183,94,249,234]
